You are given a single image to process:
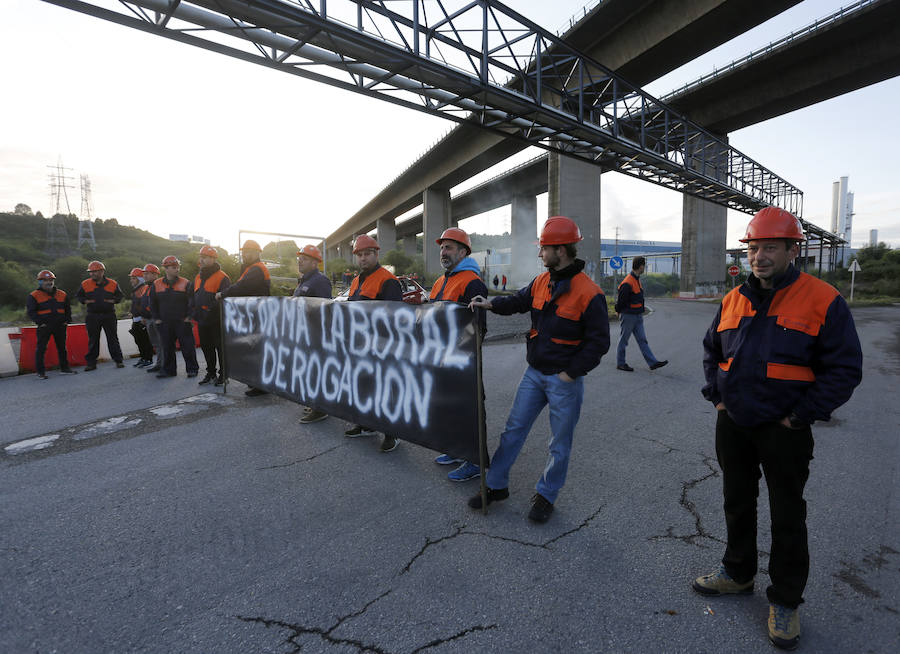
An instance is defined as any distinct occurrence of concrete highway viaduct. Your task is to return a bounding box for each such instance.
[325,0,900,294]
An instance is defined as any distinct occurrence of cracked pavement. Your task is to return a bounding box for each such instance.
[1,300,897,653]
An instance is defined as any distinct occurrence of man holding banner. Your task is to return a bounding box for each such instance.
[430,227,489,482]
[343,234,403,452]
[467,216,610,523]
[293,244,333,424]
[217,239,271,396]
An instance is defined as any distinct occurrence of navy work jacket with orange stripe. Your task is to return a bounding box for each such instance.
[702,265,862,428]
[491,259,610,379]
[615,272,644,314]
[133,283,153,319]
[150,276,194,323]
[27,287,71,325]
[429,257,488,334]
[348,265,402,301]
[192,264,231,325]
[76,276,124,314]
[221,261,270,298]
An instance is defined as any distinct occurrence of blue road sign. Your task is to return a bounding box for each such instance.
[610,256,624,270]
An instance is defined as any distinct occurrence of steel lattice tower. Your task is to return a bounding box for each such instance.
[45,159,74,255]
[78,174,97,250]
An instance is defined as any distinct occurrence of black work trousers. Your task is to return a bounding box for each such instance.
[35,322,69,374]
[197,321,223,376]
[129,321,155,361]
[85,312,123,364]
[159,320,198,376]
[715,409,814,609]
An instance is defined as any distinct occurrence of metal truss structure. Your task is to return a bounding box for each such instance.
[43,0,803,215]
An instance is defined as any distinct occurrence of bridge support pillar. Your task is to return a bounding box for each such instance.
[548,152,601,280]
[403,236,417,256]
[510,194,537,288]
[342,239,355,264]
[377,217,397,252]
[680,196,727,297]
[423,187,451,278]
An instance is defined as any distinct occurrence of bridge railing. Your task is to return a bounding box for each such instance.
[44,0,802,215]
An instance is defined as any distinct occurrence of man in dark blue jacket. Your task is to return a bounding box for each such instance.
[614,256,666,372]
[294,244,333,424]
[75,260,125,371]
[150,256,199,379]
[467,216,610,523]
[692,207,863,650]
[193,246,231,385]
[27,269,75,379]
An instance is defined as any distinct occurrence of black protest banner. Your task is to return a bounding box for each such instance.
[223,297,484,463]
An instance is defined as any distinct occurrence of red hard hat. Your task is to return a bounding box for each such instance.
[436,227,472,253]
[129,267,145,277]
[539,216,583,246]
[162,255,180,267]
[87,260,105,272]
[297,244,323,261]
[352,234,380,254]
[241,239,262,252]
[143,263,160,275]
[739,207,805,242]
[37,269,56,281]
[199,245,218,258]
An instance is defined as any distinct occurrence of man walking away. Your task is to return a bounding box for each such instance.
[615,256,667,372]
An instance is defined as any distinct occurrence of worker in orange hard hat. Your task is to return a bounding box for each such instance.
[294,243,333,424]
[194,245,231,386]
[217,239,271,395]
[430,227,489,481]
[693,207,862,650]
[127,267,155,367]
[343,234,404,451]
[149,255,199,378]
[76,260,125,371]
[467,216,610,523]
[139,264,162,371]
[27,269,76,378]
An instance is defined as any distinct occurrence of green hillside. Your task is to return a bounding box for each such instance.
[0,212,268,322]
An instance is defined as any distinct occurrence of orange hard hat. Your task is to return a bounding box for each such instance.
[199,245,218,258]
[436,227,472,253]
[143,263,160,275]
[297,244,323,261]
[241,239,262,252]
[129,267,145,277]
[87,260,105,272]
[37,269,56,281]
[739,207,805,242]
[539,216,583,246]
[162,255,181,268]
[352,234,380,254]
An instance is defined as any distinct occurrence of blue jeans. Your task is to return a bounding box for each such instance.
[486,366,585,503]
[617,313,658,366]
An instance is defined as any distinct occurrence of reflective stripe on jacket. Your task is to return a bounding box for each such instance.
[193,269,231,324]
[702,266,863,427]
[491,267,610,378]
[150,276,193,322]
[348,266,402,301]
[76,277,124,313]
[222,261,270,297]
[615,273,644,314]
[429,270,485,303]
[27,288,70,325]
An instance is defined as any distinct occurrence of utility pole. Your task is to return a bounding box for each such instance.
[78,174,97,250]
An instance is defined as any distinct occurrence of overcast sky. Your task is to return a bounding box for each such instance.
[2,0,898,255]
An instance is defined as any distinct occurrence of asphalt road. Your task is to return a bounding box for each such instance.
[1,300,897,653]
